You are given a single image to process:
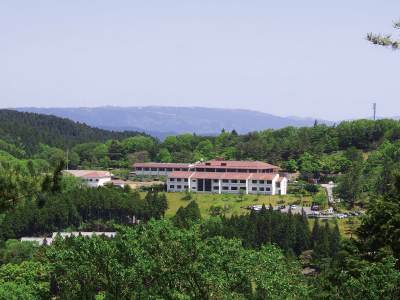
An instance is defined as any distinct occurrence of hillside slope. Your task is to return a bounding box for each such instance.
[17,106,332,137]
[0,110,146,154]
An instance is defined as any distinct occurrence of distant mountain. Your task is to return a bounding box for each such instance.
[16,106,333,138]
[0,109,146,154]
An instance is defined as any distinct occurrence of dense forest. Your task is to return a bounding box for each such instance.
[0,110,146,154]
[0,114,400,298]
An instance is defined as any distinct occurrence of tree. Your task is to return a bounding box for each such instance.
[42,220,309,299]
[51,159,65,193]
[0,239,39,265]
[173,201,201,228]
[0,261,50,299]
[156,148,172,163]
[334,161,363,207]
[367,21,400,49]
[358,173,400,260]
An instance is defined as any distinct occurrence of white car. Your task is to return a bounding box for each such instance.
[290,205,297,209]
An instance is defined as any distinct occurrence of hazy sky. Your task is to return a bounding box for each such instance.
[1,0,399,120]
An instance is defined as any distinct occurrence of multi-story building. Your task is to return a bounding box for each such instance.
[133,160,287,195]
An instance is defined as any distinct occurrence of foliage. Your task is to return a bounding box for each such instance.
[0,239,39,265]
[0,261,50,299]
[41,220,308,299]
[0,109,146,155]
[367,21,400,49]
[173,201,202,228]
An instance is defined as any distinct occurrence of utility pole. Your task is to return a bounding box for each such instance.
[373,103,376,121]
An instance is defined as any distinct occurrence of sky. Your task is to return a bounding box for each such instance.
[0,0,399,121]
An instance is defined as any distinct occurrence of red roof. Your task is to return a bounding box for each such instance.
[169,171,278,181]
[65,170,111,179]
[196,160,279,170]
[133,162,191,169]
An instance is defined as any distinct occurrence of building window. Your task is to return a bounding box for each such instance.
[231,186,238,190]
[252,187,257,191]
[231,180,237,183]
[267,180,272,184]
[184,185,188,189]
[166,168,172,171]
[259,180,265,184]
[177,185,182,189]
[213,179,219,183]
[192,179,196,182]
[266,187,270,191]
[170,178,175,182]
[151,168,157,171]
[177,178,182,182]
[184,178,188,182]
[136,167,142,171]
[240,180,246,183]
[259,187,265,191]
[170,185,175,189]
[240,187,246,190]
[144,168,149,171]
[222,186,229,190]
[276,182,281,187]
[159,168,165,171]
[252,180,257,184]
[213,186,219,190]
[222,179,229,183]
[96,179,99,182]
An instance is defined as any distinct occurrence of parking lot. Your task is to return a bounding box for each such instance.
[247,205,363,219]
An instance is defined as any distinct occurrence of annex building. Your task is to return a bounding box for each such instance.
[133,160,287,195]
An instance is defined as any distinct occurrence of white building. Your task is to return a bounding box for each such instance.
[64,170,112,187]
[134,160,287,195]
[20,237,53,245]
[21,232,116,246]
[167,171,287,195]
[51,231,116,239]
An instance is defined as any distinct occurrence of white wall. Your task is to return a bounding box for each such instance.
[167,175,287,195]
[85,177,111,188]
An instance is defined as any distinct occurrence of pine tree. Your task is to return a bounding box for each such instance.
[329,220,341,257]
[51,160,65,193]
[313,221,331,260]
[311,218,320,248]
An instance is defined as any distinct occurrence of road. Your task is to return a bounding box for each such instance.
[321,183,336,203]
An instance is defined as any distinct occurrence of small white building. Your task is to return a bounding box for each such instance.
[64,170,112,187]
[20,237,53,245]
[52,231,117,239]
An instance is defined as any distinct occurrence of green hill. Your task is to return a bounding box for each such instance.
[0,109,148,154]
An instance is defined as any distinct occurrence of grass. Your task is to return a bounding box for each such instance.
[141,191,360,237]
[140,192,313,218]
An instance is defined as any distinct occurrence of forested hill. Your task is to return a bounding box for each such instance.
[0,110,147,154]
[17,106,333,137]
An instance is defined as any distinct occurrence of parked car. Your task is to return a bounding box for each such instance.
[311,205,320,211]
[336,213,347,219]
[290,204,297,209]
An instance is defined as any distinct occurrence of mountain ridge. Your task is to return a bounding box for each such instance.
[15,106,333,138]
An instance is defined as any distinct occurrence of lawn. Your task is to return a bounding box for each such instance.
[140,192,313,218]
